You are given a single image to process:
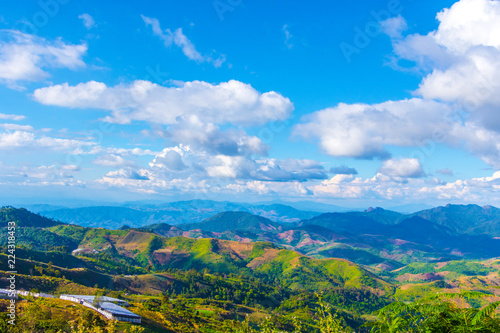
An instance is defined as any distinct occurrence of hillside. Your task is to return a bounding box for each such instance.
[411,204,500,236]
[141,209,500,268]
[0,207,397,331]
[0,206,61,228]
[179,211,284,233]
[61,225,391,294]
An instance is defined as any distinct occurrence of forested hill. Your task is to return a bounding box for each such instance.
[0,206,62,228]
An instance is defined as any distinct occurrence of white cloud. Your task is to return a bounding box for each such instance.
[149,145,192,171]
[309,170,500,203]
[168,115,268,156]
[146,144,327,183]
[380,15,407,39]
[205,155,328,182]
[106,147,158,156]
[103,168,149,180]
[283,24,293,49]
[0,113,25,121]
[141,15,226,67]
[433,0,500,55]
[385,0,500,128]
[296,0,500,167]
[0,30,87,88]
[226,181,313,197]
[0,123,34,131]
[93,154,136,168]
[78,13,96,29]
[294,98,451,159]
[12,164,81,183]
[378,158,425,178]
[33,79,293,126]
[420,171,500,201]
[0,130,95,152]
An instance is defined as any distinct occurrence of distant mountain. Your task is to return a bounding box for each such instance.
[40,206,152,229]
[350,207,404,225]
[411,204,500,236]
[294,211,500,263]
[17,204,68,213]
[39,200,320,229]
[258,200,354,213]
[245,203,318,222]
[386,216,457,243]
[297,212,387,235]
[179,211,284,233]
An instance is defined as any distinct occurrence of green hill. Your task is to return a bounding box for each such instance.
[0,206,62,228]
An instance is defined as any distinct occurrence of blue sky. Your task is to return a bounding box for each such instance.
[1,0,500,208]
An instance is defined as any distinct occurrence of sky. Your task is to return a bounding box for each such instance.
[0,0,500,208]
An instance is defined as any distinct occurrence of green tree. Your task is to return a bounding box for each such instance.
[315,293,353,333]
[365,291,500,333]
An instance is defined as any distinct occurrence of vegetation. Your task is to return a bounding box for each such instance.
[2,206,500,332]
[366,292,500,332]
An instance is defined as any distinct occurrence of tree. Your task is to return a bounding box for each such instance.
[365,291,500,332]
[93,295,104,309]
[315,294,353,333]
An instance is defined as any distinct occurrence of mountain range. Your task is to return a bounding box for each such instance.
[2,204,500,331]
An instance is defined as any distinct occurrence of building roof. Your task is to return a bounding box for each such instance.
[99,302,141,318]
[60,294,127,304]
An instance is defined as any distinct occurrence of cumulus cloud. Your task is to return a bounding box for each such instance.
[103,168,149,180]
[205,156,328,182]
[33,79,293,126]
[378,158,426,178]
[141,15,226,67]
[78,14,96,29]
[386,0,500,129]
[0,30,87,88]
[167,115,268,156]
[294,98,450,159]
[149,145,191,171]
[296,0,500,167]
[146,144,327,183]
[420,171,500,201]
